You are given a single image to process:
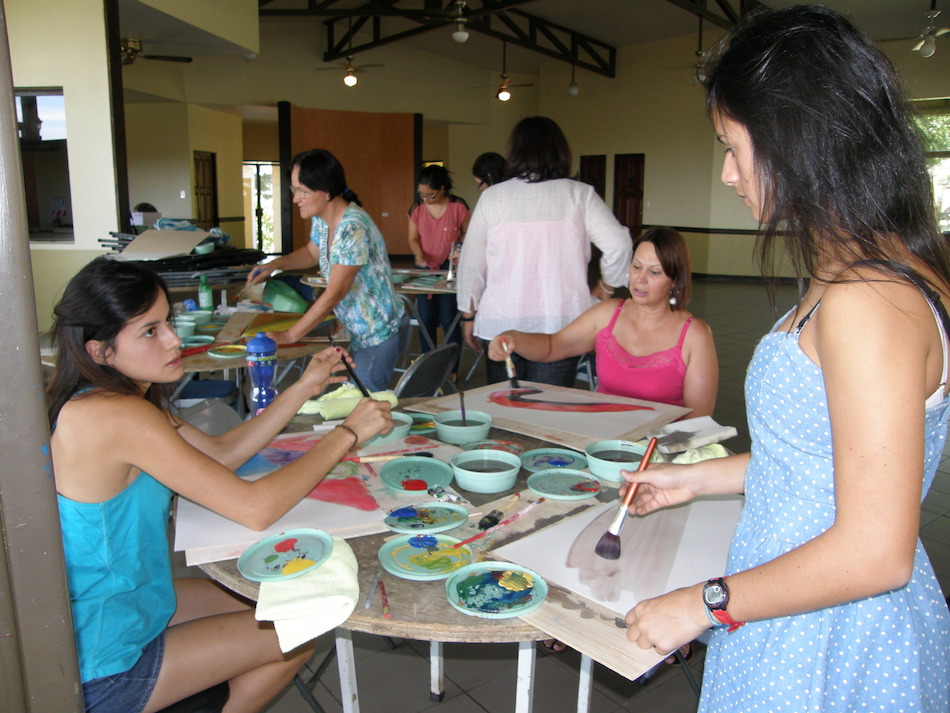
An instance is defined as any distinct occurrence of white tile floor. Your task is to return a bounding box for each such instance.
[176,278,950,713]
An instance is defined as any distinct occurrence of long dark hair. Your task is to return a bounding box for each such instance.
[290,149,362,206]
[46,256,172,423]
[506,116,572,183]
[702,6,950,293]
[634,227,692,310]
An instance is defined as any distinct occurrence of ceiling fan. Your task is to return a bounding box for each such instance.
[667,16,707,80]
[120,38,192,66]
[316,55,385,87]
[476,42,533,102]
[913,1,950,57]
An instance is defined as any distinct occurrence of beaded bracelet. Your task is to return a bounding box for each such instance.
[335,424,359,448]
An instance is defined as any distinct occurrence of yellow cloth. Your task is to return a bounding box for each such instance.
[255,536,359,653]
[670,443,729,464]
[297,384,398,418]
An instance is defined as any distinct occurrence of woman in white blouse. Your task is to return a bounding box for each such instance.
[456,116,632,386]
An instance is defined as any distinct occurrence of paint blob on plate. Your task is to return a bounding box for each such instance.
[237,528,334,582]
[377,534,473,581]
[384,503,470,534]
[526,469,602,499]
[520,448,588,473]
[444,562,548,618]
[379,457,453,494]
[208,344,247,359]
[408,412,436,435]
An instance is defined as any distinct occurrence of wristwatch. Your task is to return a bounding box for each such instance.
[702,578,745,632]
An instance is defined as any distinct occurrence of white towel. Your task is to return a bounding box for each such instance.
[255,536,359,653]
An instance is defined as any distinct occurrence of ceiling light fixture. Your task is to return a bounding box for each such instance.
[497,85,511,102]
[343,69,358,87]
[451,1,469,43]
[913,1,950,57]
[568,64,579,97]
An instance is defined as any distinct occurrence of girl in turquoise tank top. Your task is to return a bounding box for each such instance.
[48,256,393,713]
[622,8,950,712]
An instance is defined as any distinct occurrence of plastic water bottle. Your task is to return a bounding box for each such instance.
[198,274,213,310]
[246,332,277,415]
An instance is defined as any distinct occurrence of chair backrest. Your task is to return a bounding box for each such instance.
[393,343,460,398]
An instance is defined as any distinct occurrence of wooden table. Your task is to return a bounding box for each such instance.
[195,422,626,713]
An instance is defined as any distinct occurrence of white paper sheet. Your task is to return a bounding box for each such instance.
[495,495,743,615]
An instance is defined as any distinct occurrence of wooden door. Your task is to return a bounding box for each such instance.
[613,153,644,237]
[193,151,218,230]
[579,155,607,201]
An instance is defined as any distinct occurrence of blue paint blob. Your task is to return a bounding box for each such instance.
[408,535,438,549]
[390,507,418,518]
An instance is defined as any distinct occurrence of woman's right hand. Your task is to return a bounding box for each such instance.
[247,264,277,285]
[487,332,517,362]
[620,462,701,515]
[341,397,393,444]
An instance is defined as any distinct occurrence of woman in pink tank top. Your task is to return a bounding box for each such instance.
[487,227,718,417]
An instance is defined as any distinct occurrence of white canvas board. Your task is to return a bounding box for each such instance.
[409,382,690,449]
[495,495,743,615]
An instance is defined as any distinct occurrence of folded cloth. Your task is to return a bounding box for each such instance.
[255,536,359,653]
[297,384,398,418]
[670,443,729,464]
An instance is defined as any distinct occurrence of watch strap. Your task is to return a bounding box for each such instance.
[711,607,745,633]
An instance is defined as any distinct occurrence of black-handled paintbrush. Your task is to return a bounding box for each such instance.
[328,334,371,398]
[594,437,658,560]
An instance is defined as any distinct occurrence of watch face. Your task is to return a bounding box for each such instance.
[704,582,727,608]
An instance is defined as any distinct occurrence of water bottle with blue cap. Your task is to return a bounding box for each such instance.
[246,332,277,415]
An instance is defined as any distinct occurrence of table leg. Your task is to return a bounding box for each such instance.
[336,629,360,713]
[429,641,445,701]
[576,654,593,713]
[514,640,536,713]
[400,294,436,351]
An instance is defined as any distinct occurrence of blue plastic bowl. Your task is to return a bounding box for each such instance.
[450,448,521,493]
[434,410,492,445]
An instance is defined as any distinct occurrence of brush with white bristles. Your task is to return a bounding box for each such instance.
[594,437,658,560]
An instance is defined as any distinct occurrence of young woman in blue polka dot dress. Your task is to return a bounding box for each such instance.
[622,7,950,712]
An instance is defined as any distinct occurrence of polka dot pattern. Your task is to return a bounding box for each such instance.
[699,321,950,712]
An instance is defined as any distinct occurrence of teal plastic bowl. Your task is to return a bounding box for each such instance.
[434,410,492,445]
[365,412,413,445]
[584,440,646,483]
[450,449,521,493]
[189,309,214,325]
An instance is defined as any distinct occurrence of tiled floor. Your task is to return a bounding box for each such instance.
[178,277,950,713]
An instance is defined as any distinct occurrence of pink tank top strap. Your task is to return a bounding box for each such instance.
[676,316,694,348]
[606,299,625,334]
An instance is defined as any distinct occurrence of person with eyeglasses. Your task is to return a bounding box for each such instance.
[471,152,506,192]
[406,165,469,371]
[246,149,410,392]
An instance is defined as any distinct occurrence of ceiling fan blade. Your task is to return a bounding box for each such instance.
[353,64,385,71]
[936,28,950,36]
[142,54,193,63]
[913,38,926,51]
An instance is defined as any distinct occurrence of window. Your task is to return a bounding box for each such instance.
[242,162,281,254]
[916,101,950,233]
[16,88,73,241]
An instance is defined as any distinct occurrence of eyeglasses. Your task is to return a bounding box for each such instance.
[291,186,313,197]
[418,190,441,201]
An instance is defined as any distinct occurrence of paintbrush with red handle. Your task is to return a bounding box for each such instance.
[594,437,658,561]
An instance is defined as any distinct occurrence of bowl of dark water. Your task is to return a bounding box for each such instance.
[450,448,521,493]
[584,440,647,483]
[434,410,492,445]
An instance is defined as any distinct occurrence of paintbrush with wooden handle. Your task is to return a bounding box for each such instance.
[594,437,658,560]
[500,336,520,388]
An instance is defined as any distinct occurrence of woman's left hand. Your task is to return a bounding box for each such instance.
[297,347,347,396]
[625,583,710,656]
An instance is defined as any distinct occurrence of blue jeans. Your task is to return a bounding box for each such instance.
[416,293,462,373]
[480,339,580,388]
[351,312,411,392]
[81,633,164,713]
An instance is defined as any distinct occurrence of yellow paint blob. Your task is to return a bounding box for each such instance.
[282,557,316,575]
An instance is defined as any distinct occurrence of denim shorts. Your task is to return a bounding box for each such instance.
[82,633,164,713]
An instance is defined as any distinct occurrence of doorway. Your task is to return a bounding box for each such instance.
[242,161,281,254]
[193,150,218,230]
[613,153,644,238]
[579,155,607,201]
